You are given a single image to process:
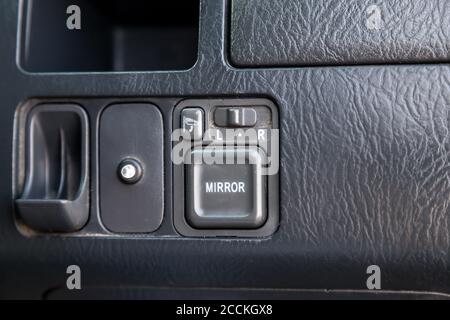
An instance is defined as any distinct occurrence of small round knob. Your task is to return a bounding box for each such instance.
[117,158,143,184]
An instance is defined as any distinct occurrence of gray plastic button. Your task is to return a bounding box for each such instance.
[181,108,203,140]
[185,147,267,229]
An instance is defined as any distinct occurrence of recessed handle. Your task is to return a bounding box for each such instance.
[16,104,89,233]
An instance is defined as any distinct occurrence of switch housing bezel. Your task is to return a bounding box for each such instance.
[173,98,279,238]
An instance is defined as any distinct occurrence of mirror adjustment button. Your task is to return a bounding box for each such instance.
[185,147,266,229]
[181,108,203,140]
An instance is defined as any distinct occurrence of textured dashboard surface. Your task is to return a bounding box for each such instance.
[230,0,450,66]
[0,0,450,298]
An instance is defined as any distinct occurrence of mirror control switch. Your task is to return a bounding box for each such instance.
[185,147,267,229]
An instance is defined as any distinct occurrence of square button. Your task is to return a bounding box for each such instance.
[185,147,267,229]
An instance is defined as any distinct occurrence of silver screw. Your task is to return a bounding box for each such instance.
[120,164,137,180]
[117,159,143,184]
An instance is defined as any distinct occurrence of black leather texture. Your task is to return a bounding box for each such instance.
[230,0,450,66]
[0,0,449,298]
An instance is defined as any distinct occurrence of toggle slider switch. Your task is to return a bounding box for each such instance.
[214,107,257,127]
